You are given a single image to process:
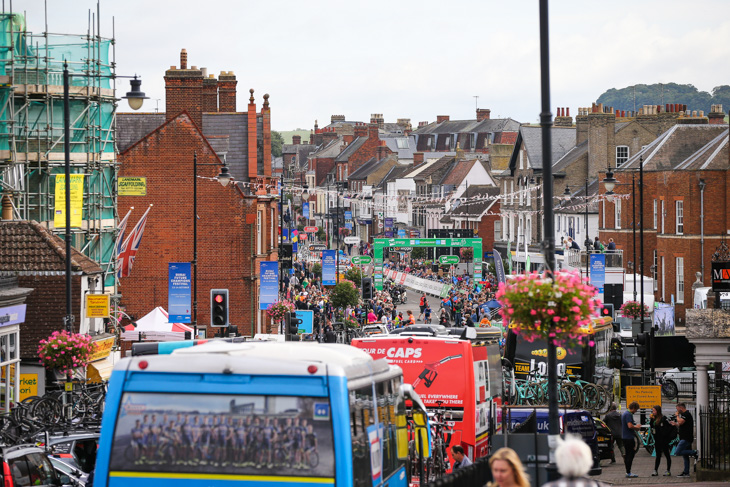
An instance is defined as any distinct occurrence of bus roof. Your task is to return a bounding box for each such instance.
[115,342,396,384]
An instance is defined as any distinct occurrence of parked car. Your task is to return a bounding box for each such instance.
[593,416,613,461]
[362,324,388,336]
[659,367,729,399]
[1,444,72,487]
[48,456,88,487]
[44,432,99,476]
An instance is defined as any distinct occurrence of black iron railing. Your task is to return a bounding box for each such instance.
[699,402,730,472]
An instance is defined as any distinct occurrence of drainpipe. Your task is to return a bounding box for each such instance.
[699,179,706,282]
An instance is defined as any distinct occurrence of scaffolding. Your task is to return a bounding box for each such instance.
[0,4,121,288]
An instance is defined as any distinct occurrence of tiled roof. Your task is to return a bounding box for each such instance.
[439,160,476,187]
[116,113,165,153]
[674,129,729,170]
[553,140,588,173]
[448,185,500,217]
[348,157,379,180]
[376,164,413,189]
[310,136,345,158]
[511,126,577,171]
[335,137,368,162]
[413,118,520,135]
[381,135,417,160]
[0,221,103,275]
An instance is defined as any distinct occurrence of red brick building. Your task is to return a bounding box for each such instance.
[117,50,278,336]
[599,105,728,324]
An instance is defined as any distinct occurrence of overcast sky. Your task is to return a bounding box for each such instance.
[16,0,730,131]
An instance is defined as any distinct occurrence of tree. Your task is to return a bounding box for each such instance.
[271,130,284,158]
[596,83,730,115]
[411,247,427,260]
[329,280,360,309]
[312,263,322,277]
[316,228,326,241]
[344,267,363,283]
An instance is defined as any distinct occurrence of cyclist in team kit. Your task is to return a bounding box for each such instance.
[234,417,248,466]
[129,419,145,463]
[304,423,318,468]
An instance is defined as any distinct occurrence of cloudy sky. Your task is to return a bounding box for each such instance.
[17,0,730,130]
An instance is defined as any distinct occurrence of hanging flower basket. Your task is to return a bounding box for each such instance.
[37,331,94,375]
[619,300,650,320]
[266,301,296,322]
[496,271,600,348]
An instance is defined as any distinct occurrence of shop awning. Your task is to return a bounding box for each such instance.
[87,356,114,383]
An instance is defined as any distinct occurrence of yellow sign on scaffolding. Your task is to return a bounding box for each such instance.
[118,177,147,196]
[54,174,85,228]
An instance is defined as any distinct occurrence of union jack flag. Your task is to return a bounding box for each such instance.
[117,205,152,278]
[115,208,133,257]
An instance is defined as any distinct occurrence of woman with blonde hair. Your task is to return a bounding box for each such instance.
[488,447,530,487]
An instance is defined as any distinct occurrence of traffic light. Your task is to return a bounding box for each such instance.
[636,332,650,358]
[210,289,229,327]
[362,278,373,301]
[280,243,293,259]
[285,311,302,341]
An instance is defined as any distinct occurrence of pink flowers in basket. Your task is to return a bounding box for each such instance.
[37,330,94,374]
[496,271,600,348]
[266,300,296,322]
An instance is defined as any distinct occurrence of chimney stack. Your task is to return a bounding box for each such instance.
[476,109,491,121]
[708,104,726,124]
[377,140,390,161]
[165,49,204,126]
[292,135,301,145]
[202,72,219,112]
[418,121,429,128]
[554,107,573,127]
[368,122,379,141]
[413,152,425,167]
[354,123,368,138]
[218,71,237,112]
[331,115,346,123]
[370,113,385,130]
[322,130,338,147]
[437,115,450,124]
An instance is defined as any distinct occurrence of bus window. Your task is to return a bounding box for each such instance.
[108,392,334,479]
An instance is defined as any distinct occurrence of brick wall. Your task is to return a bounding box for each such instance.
[118,113,274,336]
[347,124,382,176]
[165,68,204,127]
[18,275,83,359]
[477,201,500,251]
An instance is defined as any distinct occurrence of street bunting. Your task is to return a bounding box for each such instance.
[168,262,191,323]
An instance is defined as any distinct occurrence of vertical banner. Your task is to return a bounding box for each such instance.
[168,263,192,323]
[303,202,310,219]
[54,174,85,228]
[589,253,606,294]
[507,241,513,275]
[322,250,337,286]
[259,261,280,310]
[493,250,506,284]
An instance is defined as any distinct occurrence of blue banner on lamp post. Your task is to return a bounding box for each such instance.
[589,253,606,294]
[303,202,309,219]
[168,262,191,323]
[322,250,337,285]
[259,261,280,310]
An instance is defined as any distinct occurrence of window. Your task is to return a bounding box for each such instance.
[661,200,665,233]
[270,208,275,250]
[443,136,450,150]
[256,210,263,254]
[395,138,409,149]
[653,200,657,229]
[616,146,629,167]
[676,257,684,303]
[495,220,502,241]
[519,150,524,170]
[526,182,531,206]
[614,199,621,229]
[661,256,665,302]
[676,200,684,234]
[557,215,561,232]
[519,183,524,206]
[510,181,514,205]
[653,250,658,291]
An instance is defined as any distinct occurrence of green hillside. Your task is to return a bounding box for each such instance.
[278,129,312,145]
[597,83,730,116]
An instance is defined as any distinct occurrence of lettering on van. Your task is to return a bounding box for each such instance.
[386,347,422,359]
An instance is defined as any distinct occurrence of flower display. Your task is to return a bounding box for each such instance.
[619,300,650,320]
[37,330,94,374]
[459,247,474,260]
[496,271,600,347]
[266,300,296,322]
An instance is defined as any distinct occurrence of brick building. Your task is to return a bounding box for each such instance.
[443,185,501,251]
[117,50,278,336]
[599,105,729,323]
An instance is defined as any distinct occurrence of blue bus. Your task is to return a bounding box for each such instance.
[95,341,431,487]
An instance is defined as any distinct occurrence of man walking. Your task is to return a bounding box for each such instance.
[670,403,698,477]
[603,403,625,464]
[622,401,641,478]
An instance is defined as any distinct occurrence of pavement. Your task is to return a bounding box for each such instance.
[594,446,708,485]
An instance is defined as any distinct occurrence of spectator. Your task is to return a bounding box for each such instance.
[622,401,642,478]
[488,447,529,487]
[603,402,624,463]
[451,445,472,470]
[542,437,608,487]
[670,402,698,477]
[607,238,616,251]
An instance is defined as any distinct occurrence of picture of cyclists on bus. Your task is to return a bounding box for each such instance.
[109,393,334,479]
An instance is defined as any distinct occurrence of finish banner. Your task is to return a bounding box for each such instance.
[54,174,84,228]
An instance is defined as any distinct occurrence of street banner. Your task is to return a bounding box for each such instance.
[259,261,279,310]
[345,210,352,221]
[282,229,289,242]
[384,217,394,229]
[54,174,84,228]
[589,253,606,294]
[322,250,337,285]
[168,262,191,323]
[493,250,506,284]
[295,310,314,334]
[507,241,513,275]
[303,202,309,219]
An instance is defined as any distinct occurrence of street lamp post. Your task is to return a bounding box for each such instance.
[63,62,147,333]
[192,152,232,338]
[585,178,591,280]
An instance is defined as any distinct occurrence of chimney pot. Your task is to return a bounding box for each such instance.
[180,49,188,69]
[437,115,450,124]
[1,194,13,221]
[566,107,570,117]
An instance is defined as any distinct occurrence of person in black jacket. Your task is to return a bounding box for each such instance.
[651,405,674,476]
[603,403,625,463]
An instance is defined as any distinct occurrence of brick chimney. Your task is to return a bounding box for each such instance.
[262,93,271,177]
[247,89,257,179]
[331,115,346,123]
[413,152,424,167]
[165,49,204,126]
[418,121,429,128]
[218,71,237,112]
[202,70,219,113]
[292,135,301,145]
[322,128,338,147]
[708,104,726,125]
[368,123,379,141]
[354,123,368,138]
[476,109,491,121]
[576,107,589,145]
[554,107,573,127]
[370,113,385,130]
[437,115,450,124]
[376,140,390,161]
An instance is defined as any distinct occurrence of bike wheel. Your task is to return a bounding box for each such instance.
[595,385,611,415]
[581,384,601,411]
[31,396,62,424]
[661,380,678,399]
[562,382,582,408]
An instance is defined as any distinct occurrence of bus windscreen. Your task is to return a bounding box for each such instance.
[109,392,334,479]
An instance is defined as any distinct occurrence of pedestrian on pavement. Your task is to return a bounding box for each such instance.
[622,401,642,478]
[603,402,625,463]
[451,444,472,470]
[324,325,337,343]
[670,402,698,477]
[488,447,529,487]
[650,405,674,476]
[542,437,609,487]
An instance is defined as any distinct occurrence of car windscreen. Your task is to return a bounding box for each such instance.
[109,392,334,479]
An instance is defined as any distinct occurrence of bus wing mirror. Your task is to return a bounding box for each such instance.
[460,327,477,340]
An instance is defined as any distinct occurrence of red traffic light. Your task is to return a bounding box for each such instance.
[214,294,224,304]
